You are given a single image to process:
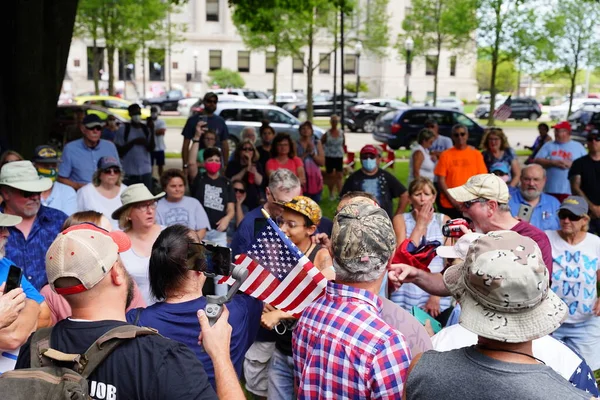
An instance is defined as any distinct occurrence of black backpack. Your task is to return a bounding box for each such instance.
[0,325,158,399]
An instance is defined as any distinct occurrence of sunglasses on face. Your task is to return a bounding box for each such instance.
[462,198,488,209]
[204,99,217,104]
[361,154,377,160]
[88,126,103,131]
[453,131,467,137]
[558,211,583,221]
[102,167,120,175]
[241,147,254,152]
[587,136,600,142]
[234,188,246,194]
[19,190,40,198]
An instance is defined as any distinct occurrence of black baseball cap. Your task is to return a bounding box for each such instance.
[203,92,218,102]
[83,114,103,128]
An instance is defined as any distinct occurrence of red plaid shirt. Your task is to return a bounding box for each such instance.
[293,281,412,399]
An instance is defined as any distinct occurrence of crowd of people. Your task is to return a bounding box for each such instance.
[0,91,599,399]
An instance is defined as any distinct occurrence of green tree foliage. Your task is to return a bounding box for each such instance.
[207,69,246,88]
[399,0,477,106]
[476,59,517,92]
[542,0,600,115]
[344,81,369,94]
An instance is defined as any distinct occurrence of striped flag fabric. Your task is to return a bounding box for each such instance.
[219,213,327,316]
[493,95,512,121]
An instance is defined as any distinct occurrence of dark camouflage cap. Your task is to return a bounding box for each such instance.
[331,203,396,280]
[443,230,567,342]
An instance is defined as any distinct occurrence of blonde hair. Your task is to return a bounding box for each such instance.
[92,168,123,187]
[118,207,133,231]
[408,177,437,197]
[61,210,104,230]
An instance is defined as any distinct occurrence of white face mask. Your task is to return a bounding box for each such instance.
[131,115,142,123]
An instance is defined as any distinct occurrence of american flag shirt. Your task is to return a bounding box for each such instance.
[293,281,412,399]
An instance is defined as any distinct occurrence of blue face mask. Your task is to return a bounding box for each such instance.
[362,158,377,172]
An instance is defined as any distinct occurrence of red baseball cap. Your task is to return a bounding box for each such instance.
[552,121,571,132]
[360,144,379,156]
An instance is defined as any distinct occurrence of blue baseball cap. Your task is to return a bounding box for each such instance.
[97,156,121,171]
[559,196,588,216]
[490,162,510,175]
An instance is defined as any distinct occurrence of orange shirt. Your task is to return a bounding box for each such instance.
[434,147,487,208]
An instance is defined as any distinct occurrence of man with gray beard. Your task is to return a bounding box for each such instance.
[508,163,560,231]
[0,161,67,290]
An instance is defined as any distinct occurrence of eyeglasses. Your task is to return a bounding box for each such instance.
[204,99,217,104]
[276,217,300,229]
[19,190,40,198]
[462,198,488,209]
[234,188,246,194]
[102,167,120,175]
[134,201,157,212]
[453,131,467,137]
[204,137,216,142]
[88,126,102,131]
[360,154,377,160]
[241,147,254,152]
[558,211,583,221]
[587,136,600,142]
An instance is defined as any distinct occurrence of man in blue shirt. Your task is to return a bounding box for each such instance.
[532,121,586,202]
[0,161,67,290]
[181,92,230,176]
[508,163,560,231]
[32,145,76,216]
[58,114,119,190]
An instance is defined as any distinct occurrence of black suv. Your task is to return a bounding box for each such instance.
[142,89,185,113]
[346,99,408,133]
[373,108,485,149]
[568,104,600,144]
[283,93,357,121]
[474,97,542,121]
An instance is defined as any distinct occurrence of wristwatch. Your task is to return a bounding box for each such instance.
[193,139,201,143]
[183,164,188,169]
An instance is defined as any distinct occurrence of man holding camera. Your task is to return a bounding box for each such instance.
[14,223,245,399]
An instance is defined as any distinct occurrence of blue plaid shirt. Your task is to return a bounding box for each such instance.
[0,205,67,290]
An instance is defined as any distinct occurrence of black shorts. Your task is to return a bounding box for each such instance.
[325,157,343,173]
[151,151,165,166]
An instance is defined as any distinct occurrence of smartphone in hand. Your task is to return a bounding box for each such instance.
[187,242,232,277]
[4,265,23,294]
[410,306,442,334]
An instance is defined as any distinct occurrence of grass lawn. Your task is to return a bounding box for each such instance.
[163,116,187,128]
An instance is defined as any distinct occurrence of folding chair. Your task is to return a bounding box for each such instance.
[381,148,396,170]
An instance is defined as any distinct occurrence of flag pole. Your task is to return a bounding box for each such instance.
[261,208,271,220]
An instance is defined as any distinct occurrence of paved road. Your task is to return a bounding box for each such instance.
[164,126,538,155]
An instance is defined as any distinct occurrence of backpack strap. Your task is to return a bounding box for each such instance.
[30,327,54,368]
[78,325,159,379]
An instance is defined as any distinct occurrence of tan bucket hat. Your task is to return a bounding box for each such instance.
[111,183,165,220]
[0,160,52,192]
[443,230,567,343]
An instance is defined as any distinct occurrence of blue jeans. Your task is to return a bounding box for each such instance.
[267,349,295,400]
[552,316,600,371]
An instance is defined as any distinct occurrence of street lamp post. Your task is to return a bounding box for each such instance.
[405,37,414,105]
[193,51,198,81]
[354,41,362,96]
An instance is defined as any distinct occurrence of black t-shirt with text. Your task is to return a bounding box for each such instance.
[340,169,407,218]
[181,114,229,144]
[191,175,235,228]
[15,319,216,400]
[569,155,600,207]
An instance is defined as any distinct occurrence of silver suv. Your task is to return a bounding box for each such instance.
[215,103,324,148]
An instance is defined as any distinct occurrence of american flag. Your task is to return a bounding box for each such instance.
[493,95,512,121]
[219,213,327,316]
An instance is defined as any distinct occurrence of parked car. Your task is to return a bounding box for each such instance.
[373,107,484,150]
[549,98,600,121]
[49,104,128,149]
[210,103,323,151]
[142,89,185,113]
[212,88,270,105]
[73,95,151,119]
[283,93,357,121]
[474,97,542,121]
[178,95,251,117]
[346,98,408,133]
[425,97,464,112]
[269,92,305,108]
[568,104,600,145]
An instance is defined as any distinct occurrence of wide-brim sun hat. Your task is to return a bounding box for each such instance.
[111,183,165,220]
[0,212,23,227]
[0,160,52,192]
[442,230,567,343]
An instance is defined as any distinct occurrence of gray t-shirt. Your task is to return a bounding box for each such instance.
[406,346,594,400]
[430,135,453,154]
[155,196,211,231]
[114,124,152,176]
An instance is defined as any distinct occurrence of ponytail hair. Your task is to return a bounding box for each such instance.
[149,224,192,301]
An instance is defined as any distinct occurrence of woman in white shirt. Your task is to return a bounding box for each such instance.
[112,184,165,305]
[77,156,127,229]
[408,128,436,184]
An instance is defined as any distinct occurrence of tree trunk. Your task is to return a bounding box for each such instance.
[568,34,583,117]
[433,37,441,107]
[1,0,78,156]
[487,2,502,126]
[92,30,100,95]
[272,45,279,104]
[107,46,115,96]
[307,18,314,122]
[142,45,146,98]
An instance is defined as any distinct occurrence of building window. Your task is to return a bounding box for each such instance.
[344,54,357,74]
[426,91,434,99]
[450,91,457,97]
[265,52,275,73]
[292,53,304,73]
[425,56,438,76]
[209,50,222,70]
[319,53,330,74]
[74,59,80,67]
[450,55,457,77]
[149,48,165,81]
[87,47,104,80]
[238,51,250,72]
[206,0,219,21]
[118,49,135,81]
[172,61,178,70]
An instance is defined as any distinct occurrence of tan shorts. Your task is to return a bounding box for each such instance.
[243,341,276,397]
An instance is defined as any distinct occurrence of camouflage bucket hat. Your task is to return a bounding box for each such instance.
[331,203,396,279]
[278,196,322,225]
[443,230,567,343]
